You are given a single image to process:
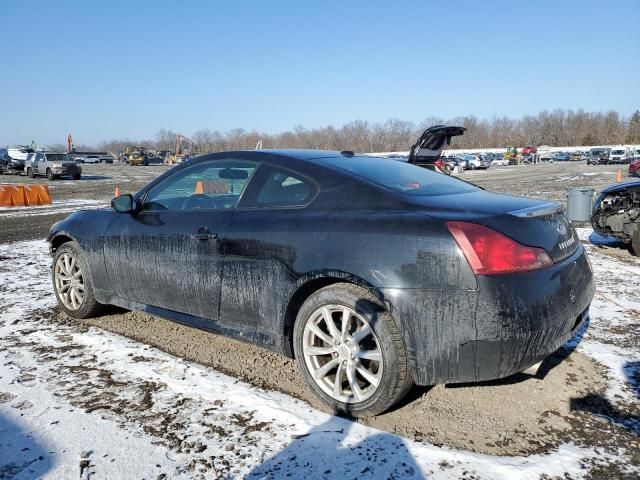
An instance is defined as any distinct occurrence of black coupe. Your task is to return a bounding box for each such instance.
[48,129,594,417]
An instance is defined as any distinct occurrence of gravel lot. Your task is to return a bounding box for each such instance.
[1,160,639,477]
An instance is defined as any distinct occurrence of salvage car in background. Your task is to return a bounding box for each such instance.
[25,152,82,180]
[609,147,632,164]
[630,158,640,177]
[48,148,594,417]
[592,180,640,255]
[588,147,611,165]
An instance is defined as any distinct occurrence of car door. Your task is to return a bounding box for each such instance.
[219,163,319,344]
[33,153,45,174]
[103,157,259,327]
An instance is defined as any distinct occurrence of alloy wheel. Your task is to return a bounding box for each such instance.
[302,305,383,403]
[54,252,85,310]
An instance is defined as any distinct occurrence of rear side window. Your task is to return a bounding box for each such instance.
[320,155,479,196]
[241,165,317,208]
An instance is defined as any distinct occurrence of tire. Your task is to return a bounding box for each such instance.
[52,242,104,318]
[27,167,34,178]
[46,168,55,180]
[293,283,412,418]
[73,173,81,180]
[631,228,640,257]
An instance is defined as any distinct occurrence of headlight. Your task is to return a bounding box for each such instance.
[52,163,62,168]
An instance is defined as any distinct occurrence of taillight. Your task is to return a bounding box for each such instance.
[446,221,552,275]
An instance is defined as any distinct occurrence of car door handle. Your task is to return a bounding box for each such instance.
[191,232,218,241]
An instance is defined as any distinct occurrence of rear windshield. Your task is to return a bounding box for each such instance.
[46,154,72,162]
[319,155,479,196]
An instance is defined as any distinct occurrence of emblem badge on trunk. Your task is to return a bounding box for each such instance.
[557,222,567,236]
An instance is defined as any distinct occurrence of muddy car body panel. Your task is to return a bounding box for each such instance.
[48,150,595,386]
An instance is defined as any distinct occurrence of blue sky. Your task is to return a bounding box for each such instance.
[1,0,638,146]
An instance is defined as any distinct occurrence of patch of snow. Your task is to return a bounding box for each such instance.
[0,199,106,217]
[0,239,636,478]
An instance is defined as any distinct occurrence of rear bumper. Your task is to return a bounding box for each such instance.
[381,244,594,385]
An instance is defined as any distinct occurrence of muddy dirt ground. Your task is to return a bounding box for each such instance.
[1,160,639,473]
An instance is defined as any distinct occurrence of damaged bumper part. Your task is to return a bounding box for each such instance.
[592,180,640,254]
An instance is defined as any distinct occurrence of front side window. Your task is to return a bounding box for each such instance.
[143,159,257,211]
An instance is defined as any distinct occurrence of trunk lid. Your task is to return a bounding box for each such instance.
[412,190,579,263]
[409,125,466,164]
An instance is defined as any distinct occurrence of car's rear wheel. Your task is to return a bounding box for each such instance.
[27,167,34,178]
[293,283,412,417]
[73,173,81,180]
[52,242,104,318]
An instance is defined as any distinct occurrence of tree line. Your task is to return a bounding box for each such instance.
[48,109,640,154]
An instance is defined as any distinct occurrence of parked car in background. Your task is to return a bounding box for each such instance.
[25,152,82,180]
[629,158,640,177]
[592,180,640,255]
[491,157,510,166]
[553,152,570,161]
[537,146,553,161]
[0,147,13,174]
[82,155,102,164]
[609,147,632,164]
[570,151,582,161]
[48,148,594,417]
[588,147,611,165]
[462,154,489,169]
[521,146,537,155]
[2,145,35,174]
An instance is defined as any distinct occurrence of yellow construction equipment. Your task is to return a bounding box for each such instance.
[504,147,520,165]
[124,146,146,166]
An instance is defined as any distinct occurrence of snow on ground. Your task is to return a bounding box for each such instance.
[0,237,637,479]
[0,199,106,217]
[573,229,640,405]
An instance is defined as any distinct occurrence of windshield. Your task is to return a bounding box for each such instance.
[611,150,625,155]
[319,155,479,197]
[47,154,72,162]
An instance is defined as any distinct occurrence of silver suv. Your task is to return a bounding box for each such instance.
[25,152,82,180]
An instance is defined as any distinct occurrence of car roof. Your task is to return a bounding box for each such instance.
[258,149,352,160]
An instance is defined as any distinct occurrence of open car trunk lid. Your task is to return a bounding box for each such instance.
[412,191,579,263]
[408,125,466,164]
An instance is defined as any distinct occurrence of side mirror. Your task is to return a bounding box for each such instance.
[111,194,134,213]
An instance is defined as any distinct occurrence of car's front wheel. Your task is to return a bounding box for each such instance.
[46,168,55,180]
[52,242,104,318]
[293,283,412,417]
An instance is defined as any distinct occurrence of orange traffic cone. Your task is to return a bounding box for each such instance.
[114,185,121,197]
[615,169,623,182]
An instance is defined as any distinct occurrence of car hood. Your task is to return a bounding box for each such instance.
[598,180,640,195]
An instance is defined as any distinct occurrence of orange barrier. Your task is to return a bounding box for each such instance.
[24,185,52,205]
[0,184,52,207]
[194,180,228,194]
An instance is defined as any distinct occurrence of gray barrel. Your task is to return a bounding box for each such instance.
[566,188,594,222]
